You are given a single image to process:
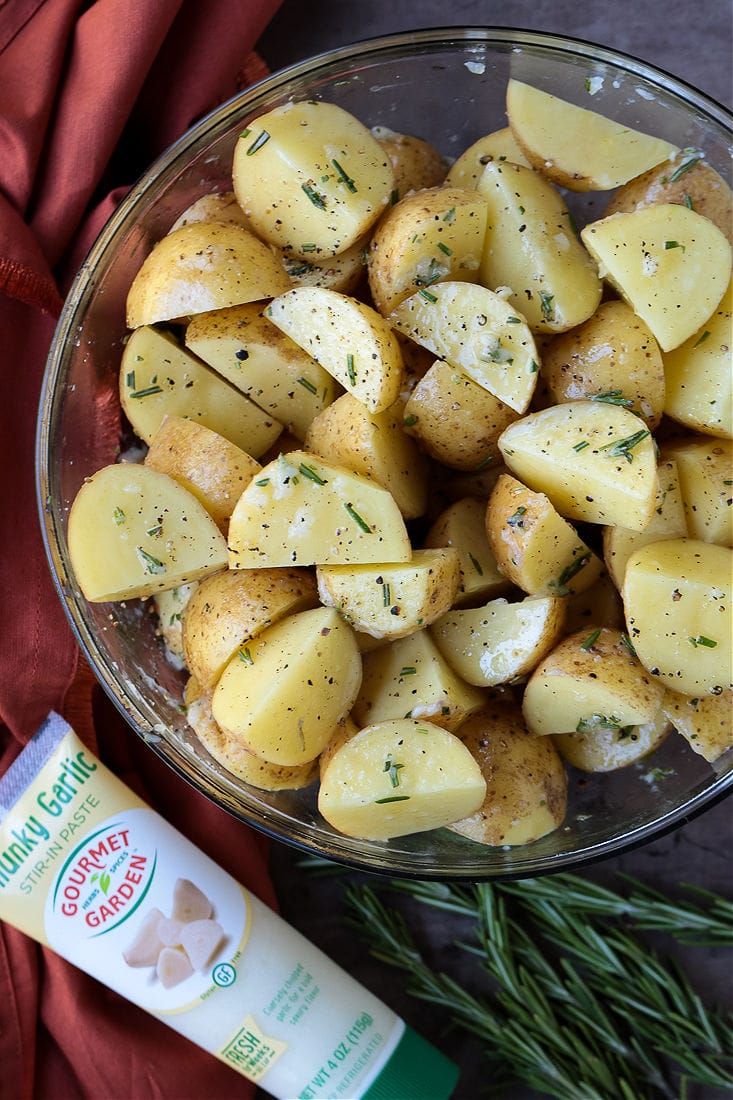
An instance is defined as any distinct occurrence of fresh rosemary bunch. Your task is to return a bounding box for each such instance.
[340,873,733,1099]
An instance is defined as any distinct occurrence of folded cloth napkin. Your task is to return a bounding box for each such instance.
[0,2,283,1095]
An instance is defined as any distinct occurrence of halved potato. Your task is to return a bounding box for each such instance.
[430,594,566,687]
[182,567,318,689]
[317,718,486,840]
[186,683,319,790]
[663,437,733,547]
[445,127,531,189]
[477,161,602,333]
[487,473,604,597]
[212,607,361,765]
[581,204,732,351]
[232,100,394,259]
[367,186,488,315]
[372,127,448,199]
[522,626,665,736]
[554,706,671,773]
[266,286,405,413]
[424,497,511,606]
[449,697,568,846]
[168,191,249,233]
[227,450,411,568]
[622,538,732,696]
[506,79,678,191]
[663,276,732,438]
[602,459,688,590]
[390,281,539,413]
[126,222,290,328]
[497,399,659,531]
[68,463,227,602]
[541,300,666,430]
[352,629,486,731]
[661,687,733,763]
[403,360,518,471]
[304,392,429,520]
[317,548,460,640]
[144,415,261,532]
[184,302,338,439]
[119,326,282,455]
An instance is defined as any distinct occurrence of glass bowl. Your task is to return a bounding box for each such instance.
[37,27,732,879]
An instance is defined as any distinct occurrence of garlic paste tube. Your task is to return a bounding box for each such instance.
[0,713,458,1100]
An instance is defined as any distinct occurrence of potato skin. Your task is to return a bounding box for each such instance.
[450,696,568,846]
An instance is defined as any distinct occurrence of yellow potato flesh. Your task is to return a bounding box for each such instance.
[425,497,510,606]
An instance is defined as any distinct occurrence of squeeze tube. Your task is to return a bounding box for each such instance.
[0,713,458,1100]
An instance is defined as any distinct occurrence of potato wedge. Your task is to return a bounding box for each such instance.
[317,718,486,840]
[622,538,732,696]
[581,204,732,351]
[506,80,678,192]
[663,277,732,438]
[522,626,665,736]
[445,127,531,189]
[168,191,249,233]
[604,151,733,245]
[477,161,602,333]
[119,326,282,455]
[317,548,460,640]
[304,393,428,520]
[185,681,319,790]
[661,687,733,763]
[68,463,227,602]
[497,400,659,531]
[449,697,567,846]
[227,450,411,568]
[182,567,318,689]
[541,300,665,430]
[352,629,485,731]
[554,706,671,773]
[390,281,539,414]
[367,186,488,315]
[487,473,604,597]
[212,607,361,765]
[184,303,337,440]
[602,459,689,590]
[372,127,448,199]
[144,415,261,532]
[430,594,566,687]
[663,437,733,547]
[232,101,393,259]
[126,222,290,328]
[266,286,404,413]
[424,497,511,606]
[403,361,518,471]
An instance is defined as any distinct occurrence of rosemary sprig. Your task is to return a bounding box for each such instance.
[341,874,733,1099]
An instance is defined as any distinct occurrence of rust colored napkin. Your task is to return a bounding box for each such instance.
[0,2,284,1096]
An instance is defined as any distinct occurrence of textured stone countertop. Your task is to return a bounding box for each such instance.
[255,5,732,1098]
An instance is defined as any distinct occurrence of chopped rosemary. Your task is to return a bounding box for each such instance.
[302,181,327,209]
[382,582,391,607]
[540,292,555,322]
[573,440,590,452]
[506,315,522,323]
[507,506,527,528]
[255,477,270,487]
[694,330,711,347]
[246,130,270,155]
[664,239,686,252]
[468,553,483,576]
[130,383,163,399]
[576,713,622,733]
[442,207,456,223]
[599,429,650,463]
[332,158,357,192]
[399,667,417,676]
[689,635,717,648]
[146,524,163,538]
[556,551,591,592]
[404,414,418,427]
[374,795,411,804]
[683,193,694,210]
[297,376,317,394]
[436,242,452,256]
[383,756,405,788]
[238,647,254,665]
[299,462,327,485]
[480,337,514,365]
[418,288,438,303]
[112,507,126,525]
[591,389,634,408]
[669,152,702,181]
[136,547,165,574]
[344,502,372,533]
[346,352,356,385]
[580,628,601,651]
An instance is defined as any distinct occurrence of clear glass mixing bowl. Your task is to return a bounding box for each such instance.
[37,28,732,878]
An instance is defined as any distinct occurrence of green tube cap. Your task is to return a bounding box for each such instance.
[362,1024,459,1100]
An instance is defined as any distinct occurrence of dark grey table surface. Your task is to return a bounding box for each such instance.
[254,4,732,1098]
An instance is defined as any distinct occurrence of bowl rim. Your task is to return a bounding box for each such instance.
[36,25,733,880]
